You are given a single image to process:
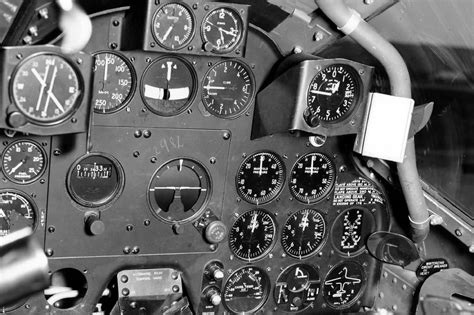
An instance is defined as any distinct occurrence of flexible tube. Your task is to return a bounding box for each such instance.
[315,0,429,242]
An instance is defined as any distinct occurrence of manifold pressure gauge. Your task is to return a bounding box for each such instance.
[11,53,82,124]
[236,151,284,204]
[201,7,243,53]
[2,140,46,184]
[306,64,360,125]
[152,2,195,50]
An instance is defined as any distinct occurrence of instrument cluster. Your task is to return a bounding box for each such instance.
[0,1,391,314]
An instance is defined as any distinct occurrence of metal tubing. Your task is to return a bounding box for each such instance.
[315,0,429,242]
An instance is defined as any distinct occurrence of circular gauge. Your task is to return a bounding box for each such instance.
[323,261,366,309]
[2,140,46,184]
[229,209,276,261]
[92,51,136,114]
[141,56,196,116]
[201,7,243,53]
[152,2,194,50]
[274,264,321,312]
[11,53,82,124]
[148,158,210,224]
[202,59,255,119]
[305,64,360,124]
[223,266,270,314]
[236,152,284,205]
[67,153,124,208]
[281,209,326,259]
[289,152,335,204]
[331,207,375,257]
[0,190,37,237]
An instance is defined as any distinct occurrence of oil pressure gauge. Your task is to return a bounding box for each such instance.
[2,140,46,184]
[306,64,360,125]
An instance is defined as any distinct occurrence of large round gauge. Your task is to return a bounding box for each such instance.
[2,140,46,184]
[92,51,136,114]
[0,190,37,237]
[223,266,270,314]
[141,56,196,116]
[67,153,124,208]
[236,152,284,205]
[323,261,366,309]
[152,2,194,50]
[281,209,326,259]
[306,64,360,124]
[201,7,243,53]
[202,59,255,119]
[229,209,276,261]
[11,53,82,124]
[289,152,335,204]
[148,158,210,224]
[331,207,375,257]
[274,264,321,313]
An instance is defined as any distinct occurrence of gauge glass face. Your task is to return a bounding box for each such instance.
[202,59,255,119]
[223,266,270,313]
[323,261,365,308]
[11,54,81,123]
[229,209,276,261]
[289,153,335,203]
[141,56,196,116]
[274,264,321,312]
[2,140,46,184]
[0,190,37,236]
[148,158,210,223]
[306,64,360,123]
[92,52,135,114]
[67,154,123,207]
[201,7,243,53]
[281,209,326,259]
[152,3,194,50]
[331,208,375,256]
[236,152,284,204]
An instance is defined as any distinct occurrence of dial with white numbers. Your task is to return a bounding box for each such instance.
[152,2,194,50]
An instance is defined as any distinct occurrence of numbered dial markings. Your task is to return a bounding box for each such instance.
[223,266,270,314]
[289,153,335,203]
[141,56,196,116]
[2,140,46,184]
[202,60,254,119]
[281,209,326,259]
[236,152,284,204]
[201,7,243,53]
[306,64,360,122]
[11,54,81,123]
[323,261,365,308]
[152,3,194,50]
[92,52,135,114]
[229,209,276,261]
[0,190,37,237]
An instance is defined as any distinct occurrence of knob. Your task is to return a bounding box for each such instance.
[206,288,222,306]
[85,213,105,235]
[205,220,227,244]
[7,112,27,128]
[208,264,224,281]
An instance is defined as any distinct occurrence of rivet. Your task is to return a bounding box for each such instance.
[122,288,130,296]
[121,275,128,283]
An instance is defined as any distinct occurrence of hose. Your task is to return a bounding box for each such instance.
[314,0,429,242]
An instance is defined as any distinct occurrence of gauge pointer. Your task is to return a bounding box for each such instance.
[104,55,109,82]
[250,213,259,233]
[43,66,58,116]
[310,90,332,96]
[203,85,226,90]
[32,66,50,111]
[220,28,238,37]
[163,26,173,42]
[48,92,66,113]
[9,161,24,174]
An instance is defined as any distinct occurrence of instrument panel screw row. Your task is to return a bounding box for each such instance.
[122,288,129,296]
[210,157,216,164]
[48,226,55,233]
[121,275,128,283]
[222,132,231,140]
[144,220,151,226]
[132,246,140,254]
[133,151,140,158]
[123,246,131,254]
[112,20,120,27]
[455,229,463,237]
[143,130,151,138]
[151,157,157,163]
[172,285,180,293]
[45,248,54,257]
[134,130,142,138]
[126,225,133,231]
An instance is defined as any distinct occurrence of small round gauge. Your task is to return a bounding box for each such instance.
[141,56,196,116]
[323,261,366,309]
[281,209,326,259]
[229,209,276,261]
[92,51,136,114]
[274,264,321,312]
[2,140,46,184]
[0,190,37,237]
[223,266,270,314]
[148,158,210,224]
[152,3,194,50]
[306,64,360,124]
[11,53,82,124]
[289,152,335,204]
[201,7,243,53]
[236,152,284,205]
[331,207,375,257]
[67,153,124,208]
[202,59,255,119]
